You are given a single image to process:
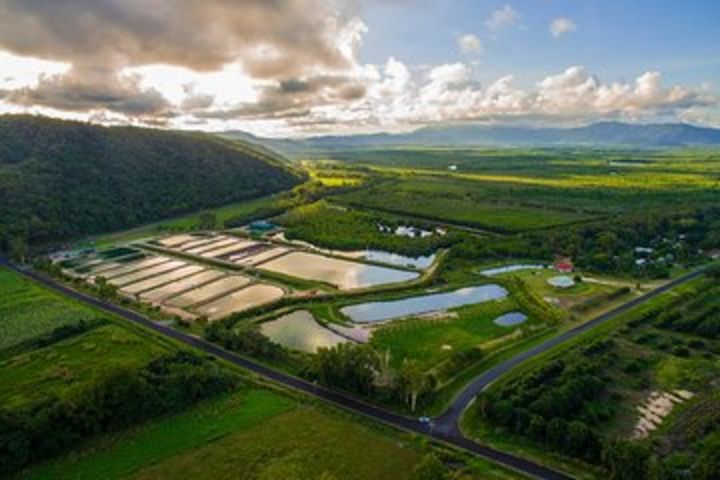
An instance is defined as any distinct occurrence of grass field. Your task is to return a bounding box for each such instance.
[371,297,534,372]
[0,268,103,352]
[24,388,432,480]
[89,194,285,248]
[0,323,169,409]
[21,389,295,480]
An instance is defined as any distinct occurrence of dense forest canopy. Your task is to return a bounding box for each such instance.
[0,115,303,247]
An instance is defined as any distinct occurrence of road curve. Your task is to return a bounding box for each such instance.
[0,257,571,480]
[433,267,708,436]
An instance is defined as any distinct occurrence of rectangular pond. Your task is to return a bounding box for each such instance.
[200,240,258,258]
[233,246,291,266]
[121,265,205,295]
[100,256,171,279]
[183,237,237,255]
[340,285,508,323]
[260,310,348,353]
[157,234,199,248]
[166,275,251,308]
[177,236,222,251]
[109,260,187,287]
[194,284,285,320]
[141,270,226,303]
[259,251,419,290]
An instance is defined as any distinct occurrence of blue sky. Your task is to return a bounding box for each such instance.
[361,0,719,89]
[0,0,717,135]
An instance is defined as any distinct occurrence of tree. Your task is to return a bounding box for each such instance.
[397,359,432,412]
[602,440,650,480]
[9,237,28,264]
[309,344,379,394]
[94,276,118,300]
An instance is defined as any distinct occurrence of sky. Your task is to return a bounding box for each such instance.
[0,0,717,137]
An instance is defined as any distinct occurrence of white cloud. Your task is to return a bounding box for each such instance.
[458,34,483,54]
[486,5,520,31]
[550,17,577,38]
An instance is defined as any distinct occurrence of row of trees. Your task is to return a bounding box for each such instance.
[0,351,239,475]
[304,343,445,412]
[476,358,609,462]
[280,201,457,257]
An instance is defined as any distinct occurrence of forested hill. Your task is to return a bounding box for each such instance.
[0,115,303,247]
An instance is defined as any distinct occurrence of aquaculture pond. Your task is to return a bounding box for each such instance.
[260,310,348,353]
[260,251,418,290]
[361,250,435,270]
[480,264,545,276]
[493,312,528,327]
[341,285,508,323]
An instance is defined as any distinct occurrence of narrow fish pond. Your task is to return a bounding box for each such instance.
[480,264,545,276]
[341,285,508,323]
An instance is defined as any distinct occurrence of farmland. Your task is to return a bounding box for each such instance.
[0,268,102,352]
[11,145,720,479]
[2,267,521,480]
[463,271,720,479]
[338,177,596,232]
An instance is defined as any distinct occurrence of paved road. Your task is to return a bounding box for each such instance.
[432,267,708,436]
[0,257,570,480]
[1,257,706,480]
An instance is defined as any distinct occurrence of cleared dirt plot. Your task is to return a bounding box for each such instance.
[120,265,205,295]
[108,260,186,287]
[141,270,226,303]
[157,234,199,248]
[166,275,251,308]
[233,246,291,266]
[99,256,171,280]
[200,240,258,259]
[195,284,285,320]
[184,237,237,255]
[260,251,419,290]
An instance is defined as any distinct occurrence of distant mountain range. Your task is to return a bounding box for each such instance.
[220,122,720,157]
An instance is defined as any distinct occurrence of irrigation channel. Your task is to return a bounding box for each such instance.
[1,255,707,480]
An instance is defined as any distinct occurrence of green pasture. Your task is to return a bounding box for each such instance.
[0,323,169,409]
[0,268,102,352]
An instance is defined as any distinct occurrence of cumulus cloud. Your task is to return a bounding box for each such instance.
[0,1,713,134]
[289,63,714,133]
[486,5,520,31]
[8,66,172,116]
[458,34,483,54]
[550,17,577,38]
[0,0,366,117]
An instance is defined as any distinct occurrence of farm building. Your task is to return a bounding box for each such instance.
[553,257,574,273]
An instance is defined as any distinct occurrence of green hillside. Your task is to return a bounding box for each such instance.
[0,115,303,247]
